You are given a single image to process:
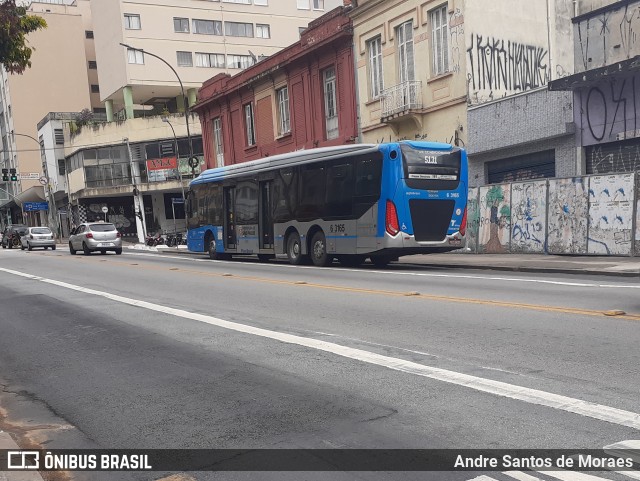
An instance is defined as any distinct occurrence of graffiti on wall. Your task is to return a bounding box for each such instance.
[587,174,634,255]
[578,74,640,146]
[636,177,640,255]
[575,2,640,73]
[587,141,640,174]
[478,184,511,253]
[510,181,547,253]
[547,178,588,254]
[466,187,480,252]
[467,33,549,104]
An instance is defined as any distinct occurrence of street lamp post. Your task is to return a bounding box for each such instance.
[13,132,61,242]
[162,117,188,234]
[119,43,196,175]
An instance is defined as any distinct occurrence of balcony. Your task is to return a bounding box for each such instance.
[380,80,422,121]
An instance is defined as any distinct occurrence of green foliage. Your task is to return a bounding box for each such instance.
[485,185,504,207]
[499,205,511,220]
[0,0,47,74]
[75,108,94,126]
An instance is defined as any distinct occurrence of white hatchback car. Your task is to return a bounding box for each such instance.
[21,226,56,251]
[69,222,122,255]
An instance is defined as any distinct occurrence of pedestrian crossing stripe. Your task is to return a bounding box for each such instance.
[463,441,640,481]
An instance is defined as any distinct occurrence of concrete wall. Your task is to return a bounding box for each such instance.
[465,172,640,256]
[575,72,640,147]
[467,88,577,186]
[64,114,201,158]
[574,0,640,73]
[464,0,555,105]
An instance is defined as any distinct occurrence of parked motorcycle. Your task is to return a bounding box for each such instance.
[145,232,165,247]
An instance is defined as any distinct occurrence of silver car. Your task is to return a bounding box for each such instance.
[69,222,122,255]
[21,226,56,251]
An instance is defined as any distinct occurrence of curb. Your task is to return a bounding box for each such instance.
[0,431,45,480]
[148,249,640,277]
[399,262,640,278]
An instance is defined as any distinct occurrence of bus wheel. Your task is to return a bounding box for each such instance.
[370,256,393,268]
[286,232,304,265]
[310,231,332,267]
[208,239,222,260]
[339,255,365,267]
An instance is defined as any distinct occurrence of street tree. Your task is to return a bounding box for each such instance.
[0,0,47,74]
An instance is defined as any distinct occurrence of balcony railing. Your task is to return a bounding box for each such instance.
[380,80,422,119]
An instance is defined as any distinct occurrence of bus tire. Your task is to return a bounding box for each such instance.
[310,231,332,267]
[208,238,222,260]
[286,231,304,265]
[370,256,393,268]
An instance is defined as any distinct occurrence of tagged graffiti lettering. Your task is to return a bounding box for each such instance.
[466,34,549,94]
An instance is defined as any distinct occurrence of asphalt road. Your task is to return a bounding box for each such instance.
[0,247,639,481]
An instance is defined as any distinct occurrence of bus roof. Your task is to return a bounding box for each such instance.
[190,141,456,185]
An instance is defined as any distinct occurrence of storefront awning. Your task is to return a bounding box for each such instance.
[15,185,46,205]
[549,57,640,91]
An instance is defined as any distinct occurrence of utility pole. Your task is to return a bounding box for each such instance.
[13,133,61,242]
[124,138,147,243]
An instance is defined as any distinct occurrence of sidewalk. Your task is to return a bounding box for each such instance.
[0,431,44,481]
[131,243,640,278]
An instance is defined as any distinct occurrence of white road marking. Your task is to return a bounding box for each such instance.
[2,266,640,432]
[540,470,619,481]
[503,472,544,481]
[467,476,501,481]
[124,252,640,290]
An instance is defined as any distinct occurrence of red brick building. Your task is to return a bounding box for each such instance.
[192,6,357,168]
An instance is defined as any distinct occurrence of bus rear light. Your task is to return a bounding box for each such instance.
[386,200,400,236]
[460,207,467,236]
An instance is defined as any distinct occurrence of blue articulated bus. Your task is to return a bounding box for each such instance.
[186,141,468,267]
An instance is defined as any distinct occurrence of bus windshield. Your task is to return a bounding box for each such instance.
[401,144,461,190]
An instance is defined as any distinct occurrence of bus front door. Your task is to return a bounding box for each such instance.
[224,186,236,249]
[259,181,274,250]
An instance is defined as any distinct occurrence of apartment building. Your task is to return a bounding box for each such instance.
[0,0,93,227]
[92,0,343,121]
[350,0,467,147]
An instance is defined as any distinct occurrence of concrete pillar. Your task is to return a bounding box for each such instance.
[187,88,197,107]
[177,94,186,113]
[105,99,114,122]
[123,86,134,120]
[576,146,586,176]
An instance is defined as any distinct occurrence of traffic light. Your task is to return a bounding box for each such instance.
[9,168,17,182]
[1,169,7,182]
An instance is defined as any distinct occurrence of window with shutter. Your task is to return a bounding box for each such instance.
[430,5,449,76]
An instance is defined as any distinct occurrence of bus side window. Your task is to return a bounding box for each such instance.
[298,166,326,220]
[326,163,353,217]
[355,158,380,197]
